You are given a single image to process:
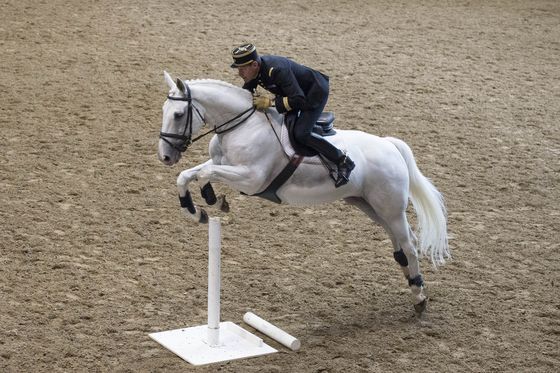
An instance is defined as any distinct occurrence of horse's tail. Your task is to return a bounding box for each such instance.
[386,137,450,266]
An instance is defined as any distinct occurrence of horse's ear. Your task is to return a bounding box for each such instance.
[176,78,186,94]
[164,71,176,90]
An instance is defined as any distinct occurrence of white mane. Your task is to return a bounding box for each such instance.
[178,78,257,121]
[186,79,252,101]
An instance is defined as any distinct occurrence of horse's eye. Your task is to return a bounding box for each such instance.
[174,111,184,119]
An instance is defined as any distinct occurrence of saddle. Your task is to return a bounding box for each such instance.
[248,111,338,204]
[285,111,337,157]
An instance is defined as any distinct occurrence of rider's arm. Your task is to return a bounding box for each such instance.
[270,67,305,113]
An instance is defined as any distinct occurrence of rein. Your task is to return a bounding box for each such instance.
[160,83,256,153]
[192,106,255,142]
[264,111,291,161]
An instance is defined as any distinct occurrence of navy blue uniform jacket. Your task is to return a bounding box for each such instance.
[242,55,329,113]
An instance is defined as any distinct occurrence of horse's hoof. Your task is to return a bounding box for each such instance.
[218,195,230,213]
[414,298,428,314]
[199,209,208,224]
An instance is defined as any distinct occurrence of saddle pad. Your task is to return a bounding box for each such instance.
[280,124,323,165]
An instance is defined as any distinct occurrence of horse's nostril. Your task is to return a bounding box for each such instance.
[164,155,170,162]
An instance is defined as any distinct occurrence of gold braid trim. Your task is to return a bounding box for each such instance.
[283,97,292,111]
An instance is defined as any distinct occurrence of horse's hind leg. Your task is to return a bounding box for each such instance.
[345,197,427,313]
[345,197,405,277]
[385,212,427,313]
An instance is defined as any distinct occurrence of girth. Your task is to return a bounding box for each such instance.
[244,111,337,204]
[249,155,304,204]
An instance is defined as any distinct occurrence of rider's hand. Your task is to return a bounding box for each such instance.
[253,96,272,111]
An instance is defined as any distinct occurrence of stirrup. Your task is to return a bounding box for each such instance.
[335,174,350,188]
[334,155,355,188]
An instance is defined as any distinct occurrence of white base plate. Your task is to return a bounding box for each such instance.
[149,321,277,366]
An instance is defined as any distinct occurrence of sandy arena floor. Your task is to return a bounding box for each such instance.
[1,0,559,372]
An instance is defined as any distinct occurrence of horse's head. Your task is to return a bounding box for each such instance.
[158,71,207,166]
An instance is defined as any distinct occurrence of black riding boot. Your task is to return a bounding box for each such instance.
[299,133,355,188]
[294,103,356,187]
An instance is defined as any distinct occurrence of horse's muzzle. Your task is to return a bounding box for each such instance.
[158,139,182,166]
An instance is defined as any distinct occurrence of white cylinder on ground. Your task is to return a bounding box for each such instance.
[207,217,221,346]
[243,312,301,351]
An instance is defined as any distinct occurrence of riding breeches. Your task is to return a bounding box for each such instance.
[292,97,345,163]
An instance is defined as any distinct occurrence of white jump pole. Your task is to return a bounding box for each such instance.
[149,217,277,366]
[243,312,301,351]
[207,217,221,347]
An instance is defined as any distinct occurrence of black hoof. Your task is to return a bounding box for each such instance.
[414,298,428,314]
[219,196,230,213]
[199,209,208,224]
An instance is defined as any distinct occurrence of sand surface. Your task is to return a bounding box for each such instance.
[1,0,559,372]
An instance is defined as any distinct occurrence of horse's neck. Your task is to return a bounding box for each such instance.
[189,80,253,125]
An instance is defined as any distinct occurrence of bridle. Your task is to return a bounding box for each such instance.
[159,83,256,153]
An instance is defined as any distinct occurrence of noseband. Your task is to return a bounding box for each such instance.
[159,83,256,153]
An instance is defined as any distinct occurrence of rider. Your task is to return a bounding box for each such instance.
[230,43,355,188]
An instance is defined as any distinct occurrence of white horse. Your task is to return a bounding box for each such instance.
[158,71,449,313]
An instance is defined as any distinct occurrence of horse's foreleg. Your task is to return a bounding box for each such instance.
[201,182,229,212]
[196,164,264,196]
[201,182,217,205]
[178,189,209,224]
[178,164,260,223]
[177,160,213,224]
[216,195,230,213]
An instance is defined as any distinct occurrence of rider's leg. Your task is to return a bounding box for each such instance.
[294,115,344,161]
[293,107,355,187]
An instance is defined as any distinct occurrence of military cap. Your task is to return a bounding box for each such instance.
[231,43,260,68]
